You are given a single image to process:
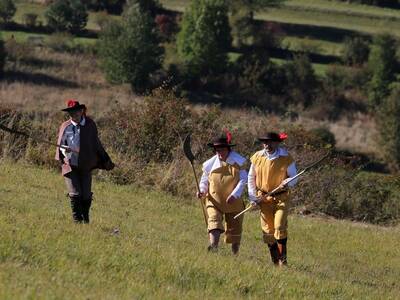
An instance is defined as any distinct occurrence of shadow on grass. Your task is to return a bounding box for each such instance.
[1,22,98,39]
[2,71,79,88]
[262,20,371,43]
[18,57,64,69]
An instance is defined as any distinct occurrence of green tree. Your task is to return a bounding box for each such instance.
[45,0,88,33]
[177,0,232,77]
[367,34,398,108]
[284,55,319,107]
[377,83,400,171]
[229,0,282,47]
[0,0,16,24]
[342,37,370,66]
[97,3,163,92]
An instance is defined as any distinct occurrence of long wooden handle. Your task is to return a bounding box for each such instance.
[234,205,254,219]
[190,162,208,227]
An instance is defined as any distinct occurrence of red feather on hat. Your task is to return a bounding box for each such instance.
[279,132,288,140]
[224,128,232,144]
[67,99,78,108]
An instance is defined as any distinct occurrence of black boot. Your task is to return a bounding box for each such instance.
[81,197,92,224]
[268,242,280,265]
[277,238,288,266]
[70,196,83,223]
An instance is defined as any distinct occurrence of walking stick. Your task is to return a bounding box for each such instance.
[183,134,208,227]
[0,123,79,153]
[234,153,330,219]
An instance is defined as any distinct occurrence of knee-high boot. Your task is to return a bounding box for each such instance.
[81,196,92,224]
[268,242,280,265]
[277,238,287,266]
[70,196,83,223]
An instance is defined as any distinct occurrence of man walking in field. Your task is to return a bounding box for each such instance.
[55,99,114,224]
[248,132,297,266]
[197,132,248,254]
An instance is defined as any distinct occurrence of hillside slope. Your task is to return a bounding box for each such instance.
[0,161,399,299]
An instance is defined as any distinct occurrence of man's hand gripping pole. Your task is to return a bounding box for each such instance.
[234,153,330,219]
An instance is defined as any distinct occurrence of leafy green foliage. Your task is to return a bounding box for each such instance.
[45,0,88,33]
[177,0,232,77]
[97,3,163,92]
[342,37,370,66]
[284,55,319,107]
[367,34,398,108]
[229,0,282,47]
[0,0,16,24]
[377,84,400,171]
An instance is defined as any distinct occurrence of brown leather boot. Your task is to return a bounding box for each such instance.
[277,238,287,266]
[268,243,280,265]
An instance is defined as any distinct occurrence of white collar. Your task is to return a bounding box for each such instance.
[71,116,86,127]
[261,147,288,160]
[203,151,246,173]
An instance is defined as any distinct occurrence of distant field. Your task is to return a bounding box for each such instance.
[161,0,400,37]
[1,161,400,299]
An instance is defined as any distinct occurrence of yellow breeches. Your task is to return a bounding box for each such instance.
[259,196,290,244]
[206,202,244,244]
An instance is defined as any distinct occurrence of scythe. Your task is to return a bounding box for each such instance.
[183,134,208,227]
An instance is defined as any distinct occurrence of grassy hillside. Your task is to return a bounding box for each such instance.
[161,0,400,37]
[1,161,399,299]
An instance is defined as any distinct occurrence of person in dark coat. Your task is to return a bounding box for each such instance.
[55,99,114,223]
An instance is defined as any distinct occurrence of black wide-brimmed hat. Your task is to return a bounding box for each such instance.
[207,135,235,148]
[258,132,287,142]
[61,99,86,112]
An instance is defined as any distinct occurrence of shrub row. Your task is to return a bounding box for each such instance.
[0,92,399,225]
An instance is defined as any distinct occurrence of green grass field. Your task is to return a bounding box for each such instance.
[1,161,399,299]
[161,0,400,37]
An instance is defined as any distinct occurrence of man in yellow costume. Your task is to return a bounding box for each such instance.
[197,133,248,254]
[248,132,298,266]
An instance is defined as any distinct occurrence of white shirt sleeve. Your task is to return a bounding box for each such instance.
[248,163,258,202]
[199,168,209,194]
[229,169,248,199]
[286,162,298,188]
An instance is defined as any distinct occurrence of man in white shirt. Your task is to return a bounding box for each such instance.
[197,134,248,254]
[248,132,297,266]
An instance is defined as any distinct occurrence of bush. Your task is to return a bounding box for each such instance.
[97,3,163,92]
[377,84,400,171]
[234,50,287,105]
[228,0,283,48]
[342,37,370,66]
[309,127,336,148]
[177,0,232,77]
[283,55,319,107]
[0,0,16,24]
[45,0,88,33]
[367,34,398,108]
[296,167,400,225]
[155,14,177,42]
